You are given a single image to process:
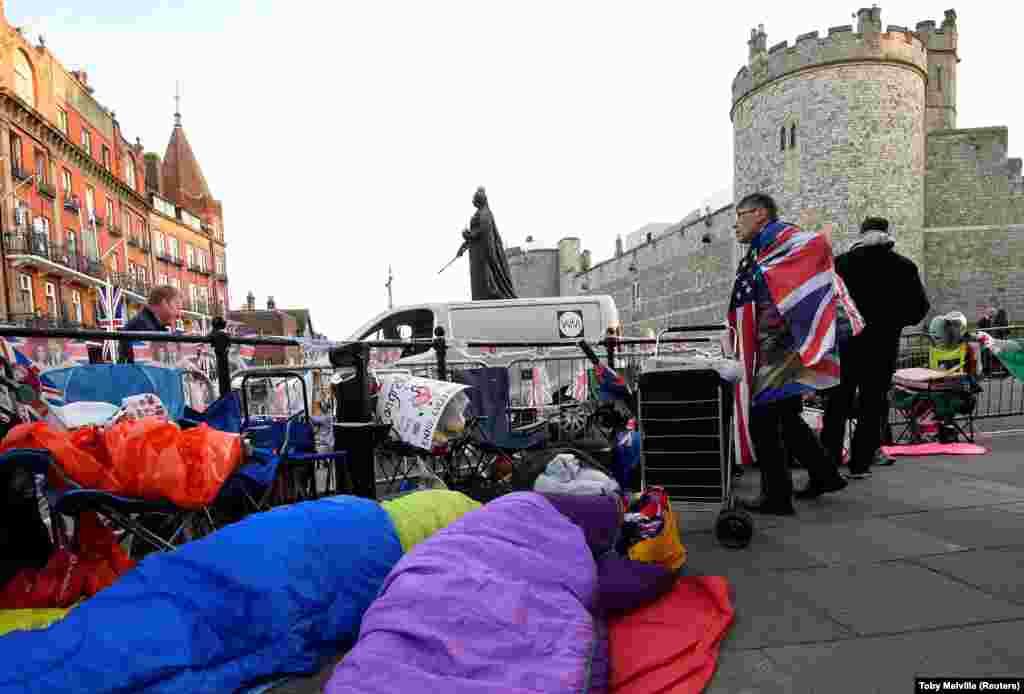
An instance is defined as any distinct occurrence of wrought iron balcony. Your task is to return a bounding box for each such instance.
[3,232,106,280]
[37,180,56,198]
[189,262,211,276]
[11,165,32,183]
[155,250,174,264]
[214,271,228,282]
[110,272,151,298]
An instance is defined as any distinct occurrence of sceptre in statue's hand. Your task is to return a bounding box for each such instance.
[437,228,471,275]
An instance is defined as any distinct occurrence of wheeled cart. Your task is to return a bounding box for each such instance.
[637,327,753,548]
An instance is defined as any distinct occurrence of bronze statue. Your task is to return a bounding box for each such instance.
[450,187,517,301]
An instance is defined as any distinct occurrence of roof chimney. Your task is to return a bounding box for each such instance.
[615,234,624,258]
[245,291,255,310]
[267,296,276,310]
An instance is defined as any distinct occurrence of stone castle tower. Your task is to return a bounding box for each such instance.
[526,6,1023,331]
[731,8,958,258]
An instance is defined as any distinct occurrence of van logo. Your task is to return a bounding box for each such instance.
[557,310,584,338]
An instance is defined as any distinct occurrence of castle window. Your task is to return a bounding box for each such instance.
[13,50,35,107]
[790,124,797,149]
[632,281,641,311]
[780,126,787,151]
[935,65,943,92]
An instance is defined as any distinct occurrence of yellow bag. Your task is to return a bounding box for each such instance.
[0,608,72,636]
[626,487,687,571]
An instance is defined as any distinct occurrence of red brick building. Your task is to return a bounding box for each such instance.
[0,4,229,330]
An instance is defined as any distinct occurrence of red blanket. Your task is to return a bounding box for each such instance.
[609,576,734,694]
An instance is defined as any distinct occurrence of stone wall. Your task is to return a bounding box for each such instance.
[925,128,1024,228]
[733,62,926,259]
[508,247,560,298]
[923,224,1024,322]
[567,207,739,334]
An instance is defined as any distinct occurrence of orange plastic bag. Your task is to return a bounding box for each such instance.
[0,419,242,509]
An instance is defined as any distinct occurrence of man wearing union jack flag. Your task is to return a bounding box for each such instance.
[728,193,864,515]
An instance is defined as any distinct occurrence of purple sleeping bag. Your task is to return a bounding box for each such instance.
[325,491,608,694]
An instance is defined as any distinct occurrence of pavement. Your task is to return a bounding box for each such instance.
[271,431,1024,694]
[688,430,1024,693]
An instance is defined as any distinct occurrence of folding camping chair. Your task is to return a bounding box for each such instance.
[890,366,979,444]
[234,368,351,507]
[0,448,214,557]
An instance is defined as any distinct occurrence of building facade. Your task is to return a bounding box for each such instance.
[0,3,229,332]
[227,293,317,366]
[514,7,1024,334]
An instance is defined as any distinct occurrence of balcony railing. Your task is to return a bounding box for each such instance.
[110,272,151,299]
[187,299,210,315]
[11,165,32,183]
[155,250,173,264]
[126,234,151,253]
[63,196,81,213]
[3,305,91,333]
[4,232,106,280]
[214,271,228,282]
[189,263,211,276]
[37,180,56,199]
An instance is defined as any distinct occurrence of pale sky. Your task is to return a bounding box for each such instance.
[10,1,1022,339]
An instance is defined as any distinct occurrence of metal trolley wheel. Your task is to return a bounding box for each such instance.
[714,505,754,549]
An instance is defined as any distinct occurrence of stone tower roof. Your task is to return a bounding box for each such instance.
[160,116,214,212]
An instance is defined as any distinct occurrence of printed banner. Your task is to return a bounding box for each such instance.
[375,373,469,451]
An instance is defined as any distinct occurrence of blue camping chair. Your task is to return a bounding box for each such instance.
[43,364,188,421]
[190,372,349,508]
[451,367,548,452]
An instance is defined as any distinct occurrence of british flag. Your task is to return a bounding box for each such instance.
[97,284,126,361]
[728,221,864,467]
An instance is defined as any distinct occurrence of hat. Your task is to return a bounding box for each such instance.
[860,217,890,233]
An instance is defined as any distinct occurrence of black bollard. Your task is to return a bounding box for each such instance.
[433,326,448,381]
[330,342,377,500]
[210,317,231,397]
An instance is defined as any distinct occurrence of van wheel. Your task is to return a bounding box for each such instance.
[557,403,591,438]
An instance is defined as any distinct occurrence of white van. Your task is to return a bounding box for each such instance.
[349,295,619,347]
[348,295,621,391]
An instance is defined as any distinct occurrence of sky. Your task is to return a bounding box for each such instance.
[9,1,1022,339]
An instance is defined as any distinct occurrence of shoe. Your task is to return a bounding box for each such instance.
[874,451,895,467]
[738,497,796,516]
[843,469,873,480]
[794,476,848,499]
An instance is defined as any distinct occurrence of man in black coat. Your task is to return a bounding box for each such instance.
[119,285,183,363]
[821,217,930,478]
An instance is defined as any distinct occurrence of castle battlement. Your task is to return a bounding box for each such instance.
[730,7,957,113]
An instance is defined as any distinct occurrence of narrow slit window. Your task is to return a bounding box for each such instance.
[780,126,787,151]
[790,123,797,149]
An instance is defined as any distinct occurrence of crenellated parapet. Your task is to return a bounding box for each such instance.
[731,19,928,119]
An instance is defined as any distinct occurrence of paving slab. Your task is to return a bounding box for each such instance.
[716,570,854,651]
[913,548,1024,606]
[705,650,797,694]
[886,505,1024,549]
[761,516,965,565]
[681,530,825,575]
[711,620,1024,694]
[779,561,1024,635]
[857,473,1024,510]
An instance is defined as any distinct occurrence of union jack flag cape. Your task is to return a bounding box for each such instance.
[97,284,126,361]
[727,221,864,467]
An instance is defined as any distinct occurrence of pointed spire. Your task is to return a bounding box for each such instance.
[174,81,182,127]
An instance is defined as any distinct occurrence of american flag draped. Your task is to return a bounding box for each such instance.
[727,221,864,467]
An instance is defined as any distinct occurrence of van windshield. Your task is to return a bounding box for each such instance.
[359,308,435,358]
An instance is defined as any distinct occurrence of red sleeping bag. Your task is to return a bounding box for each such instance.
[609,576,734,694]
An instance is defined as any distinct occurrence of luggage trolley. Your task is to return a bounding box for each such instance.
[636,326,753,549]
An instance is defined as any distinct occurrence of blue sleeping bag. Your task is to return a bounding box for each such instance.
[0,496,403,694]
